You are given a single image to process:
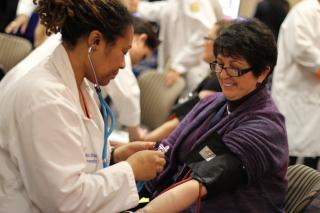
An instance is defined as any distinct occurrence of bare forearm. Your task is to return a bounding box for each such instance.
[140,180,207,213]
[144,118,179,141]
[128,126,146,141]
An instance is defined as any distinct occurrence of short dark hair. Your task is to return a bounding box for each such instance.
[214,19,235,38]
[132,16,161,50]
[214,18,277,79]
[34,0,133,47]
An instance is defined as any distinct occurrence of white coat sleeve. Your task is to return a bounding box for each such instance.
[16,0,37,18]
[282,8,320,72]
[17,99,139,213]
[138,1,168,23]
[170,0,216,74]
[170,27,207,74]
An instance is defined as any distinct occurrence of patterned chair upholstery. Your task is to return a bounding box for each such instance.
[284,164,320,213]
[138,71,185,130]
[0,33,32,72]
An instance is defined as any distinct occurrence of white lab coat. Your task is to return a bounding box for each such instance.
[16,0,36,17]
[138,0,218,95]
[10,33,140,127]
[104,55,141,127]
[0,44,139,212]
[271,0,320,157]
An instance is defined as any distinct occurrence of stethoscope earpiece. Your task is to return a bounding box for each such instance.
[88,45,96,53]
[88,38,99,53]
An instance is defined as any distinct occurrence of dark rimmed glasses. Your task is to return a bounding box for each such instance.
[209,61,253,77]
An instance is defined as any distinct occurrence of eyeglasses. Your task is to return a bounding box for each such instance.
[209,61,253,77]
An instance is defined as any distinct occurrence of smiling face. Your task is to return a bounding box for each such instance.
[86,25,134,86]
[216,54,269,101]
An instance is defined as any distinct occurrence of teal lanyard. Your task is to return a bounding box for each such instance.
[87,49,116,168]
[95,86,116,168]
[136,181,145,192]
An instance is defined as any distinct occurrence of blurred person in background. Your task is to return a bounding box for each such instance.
[4,0,35,35]
[0,0,19,32]
[253,0,290,91]
[105,16,161,142]
[4,0,40,44]
[253,0,290,41]
[272,0,320,169]
[129,0,223,98]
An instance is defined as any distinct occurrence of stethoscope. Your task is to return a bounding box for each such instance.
[88,44,147,192]
[88,45,116,168]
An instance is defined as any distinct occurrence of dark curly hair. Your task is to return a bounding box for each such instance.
[33,0,133,47]
[214,18,277,80]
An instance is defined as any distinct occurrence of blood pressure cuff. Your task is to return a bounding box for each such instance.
[183,132,247,197]
[171,93,200,121]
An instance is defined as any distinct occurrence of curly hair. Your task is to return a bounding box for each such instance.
[33,0,133,47]
[214,18,277,79]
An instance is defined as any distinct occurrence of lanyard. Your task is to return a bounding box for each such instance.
[95,86,116,168]
[88,47,116,168]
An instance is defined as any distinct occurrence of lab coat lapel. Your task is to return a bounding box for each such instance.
[51,44,83,116]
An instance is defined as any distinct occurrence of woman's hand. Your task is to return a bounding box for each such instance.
[165,69,180,87]
[113,141,156,163]
[127,150,166,181]
[5,15,29,34]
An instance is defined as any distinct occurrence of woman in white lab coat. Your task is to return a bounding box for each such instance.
[271,0,320,167]
[0,0,165,212]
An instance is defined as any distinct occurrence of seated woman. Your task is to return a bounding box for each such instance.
[138,18,288,212]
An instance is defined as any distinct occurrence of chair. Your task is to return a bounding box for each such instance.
[0,33,32,72]
[138,71,185,130]
[284,164,320,213]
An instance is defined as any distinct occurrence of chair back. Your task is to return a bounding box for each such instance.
[0,33,32,72]
[138,71,185,130]
[285,164,320,213]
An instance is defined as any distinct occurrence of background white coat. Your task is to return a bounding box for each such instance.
[272,0,320,157]
[138,0,219,95]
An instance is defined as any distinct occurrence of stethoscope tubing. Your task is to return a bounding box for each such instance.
[88,47,116,168]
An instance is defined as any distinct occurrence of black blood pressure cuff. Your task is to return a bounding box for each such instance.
[183,132,247,197]
[171,93,200,121]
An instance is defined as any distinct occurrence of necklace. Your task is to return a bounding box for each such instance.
[226,104,231,115]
